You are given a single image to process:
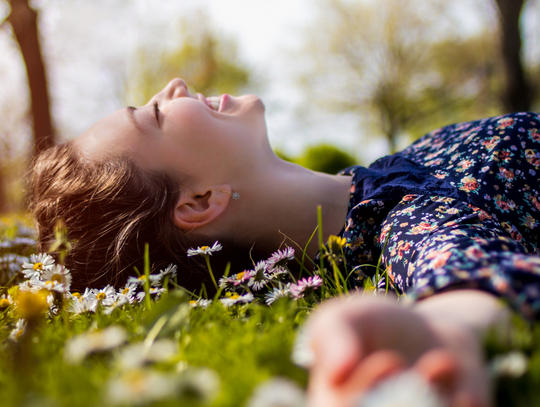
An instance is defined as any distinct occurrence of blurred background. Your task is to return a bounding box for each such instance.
[0,0,539,213]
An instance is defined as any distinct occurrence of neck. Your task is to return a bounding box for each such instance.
[220,156,353,263]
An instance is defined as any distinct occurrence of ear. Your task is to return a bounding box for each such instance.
[173,185,232,230]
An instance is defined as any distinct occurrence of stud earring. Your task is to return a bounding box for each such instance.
[221,190,241,201]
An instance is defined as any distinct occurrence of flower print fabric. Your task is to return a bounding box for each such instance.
[335,112,540,319]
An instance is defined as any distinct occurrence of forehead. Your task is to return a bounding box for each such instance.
[73,108,142,161]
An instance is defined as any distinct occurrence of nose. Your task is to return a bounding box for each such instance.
[166,78,190,99]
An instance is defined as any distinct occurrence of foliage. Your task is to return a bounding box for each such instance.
[0,214,538,407]
[123,11,252,106]
[298,0,505,153]
[275,144,358,174]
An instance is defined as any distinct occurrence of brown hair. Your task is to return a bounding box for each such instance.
[29,141,208,292]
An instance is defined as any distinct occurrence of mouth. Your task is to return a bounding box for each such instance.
[198,94,230,112]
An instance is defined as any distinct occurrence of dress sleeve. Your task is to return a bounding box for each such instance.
[375,194,540,319]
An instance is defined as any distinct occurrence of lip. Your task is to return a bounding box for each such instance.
[219,94,230,113]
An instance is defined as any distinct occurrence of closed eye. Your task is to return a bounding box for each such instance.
[153,101,160,124]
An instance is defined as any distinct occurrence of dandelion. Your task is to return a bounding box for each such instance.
[246,377,305,407]
[290,276,323,299]
[265,285,291,305]
[21,253,55,279]
[266,247,295,270]
[9,319,27,342]
[0,294,12,309]
[187,241,223,257]
[327,235,347,252]
[14,290,50,320]
[64,326,127,364]
[189,298,213,309]
[358,371,445,407]
[220,293,254,307]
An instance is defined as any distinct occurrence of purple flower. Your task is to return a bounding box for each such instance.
[290,276,323,299]
[266,247,295,270]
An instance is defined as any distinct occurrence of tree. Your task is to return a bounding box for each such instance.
[123,11,252,106]
[494,0,532,112]
[3,0,54,157]
[299,0,505,153]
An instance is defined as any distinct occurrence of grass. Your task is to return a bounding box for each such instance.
[0,212,539,406]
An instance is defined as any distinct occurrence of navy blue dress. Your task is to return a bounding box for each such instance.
[337,112,540,319]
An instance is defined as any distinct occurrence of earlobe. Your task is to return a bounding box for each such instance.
[173,185,232,230]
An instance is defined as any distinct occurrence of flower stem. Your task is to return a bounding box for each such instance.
[204,255,218,291]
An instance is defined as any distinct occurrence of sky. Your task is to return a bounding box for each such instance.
[0,0,538,163]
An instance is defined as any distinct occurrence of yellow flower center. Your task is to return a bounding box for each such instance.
[0,299,11,308]
[189,300,197,305]
[33,263,43,271]
[236,272,245,280]
[72,293,81,298]
[201,246,210,250]
[96,292,106,300]
[122,288,130,295]
[52,274,63,283]
[230,294,240,300]
[138,276,146,281]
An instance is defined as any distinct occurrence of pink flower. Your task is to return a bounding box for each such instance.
[290,276,323,299]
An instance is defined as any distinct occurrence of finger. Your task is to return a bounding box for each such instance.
[413,348,460,394]
[310,312,363,385]
[341,349,408,393]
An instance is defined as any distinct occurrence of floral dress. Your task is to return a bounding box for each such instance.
[337,112,540,318]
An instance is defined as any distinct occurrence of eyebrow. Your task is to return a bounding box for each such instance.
[126,106,144,133]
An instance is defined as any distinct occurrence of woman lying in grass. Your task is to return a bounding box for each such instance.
[30,78,540,406]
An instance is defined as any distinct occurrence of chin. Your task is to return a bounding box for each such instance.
[239,94,265,112]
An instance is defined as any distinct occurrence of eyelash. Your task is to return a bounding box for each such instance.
[153,101,160,122]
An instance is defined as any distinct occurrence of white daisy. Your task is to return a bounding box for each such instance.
[265,285,291,305]
[32,278,67,294]
[117,283,137,303]
[116,339,178,370]
[9,319,27,342]
[87,285,117,306]
[158,264,178,280]
[103,296,130,315]
[68,293,96,314]
[41,264,72,291]
[247,261,269,291]
[246,377,305,407]
[265,266,289,280]
[21,253,55,279]
[189,298,212,309]
[290,276,323,299]
[358,371,445,407]
[266,247,295,270]
[220,293,254,307]
[187,241,223,257]
[127,274,161,287]
[64,326,127,364]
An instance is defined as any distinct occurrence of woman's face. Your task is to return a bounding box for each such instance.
[74,78,271,184]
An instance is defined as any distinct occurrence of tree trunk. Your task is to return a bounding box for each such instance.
[494,0,531,112]
[7,0,54,157]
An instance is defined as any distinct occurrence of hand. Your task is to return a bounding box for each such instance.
[304,293,495,407]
